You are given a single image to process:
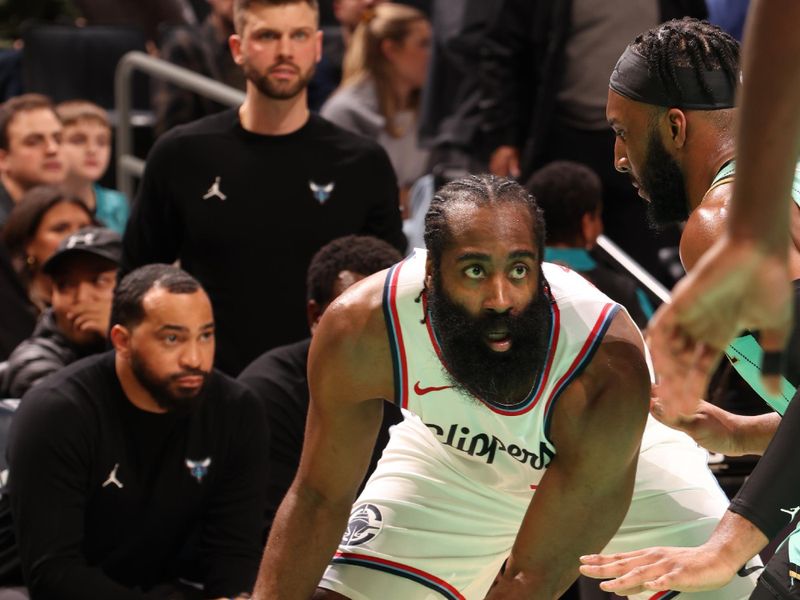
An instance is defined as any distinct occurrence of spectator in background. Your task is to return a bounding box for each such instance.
[2,226,119,398]
[479,0,706,287]
[706,0,750,41]
[56,101,129,233]
[0,94,66,227]
[122,0,406,376]
[527,161,654,329]
[239,234,403,533]
[153,0,246,135]
[6,264,267,598]
[321,2,431,217]
[308,0,384,110]
[1,186,94,315]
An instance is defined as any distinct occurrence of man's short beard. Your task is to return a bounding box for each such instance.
[426,269,553,406]
[130,352,209,414]
[243,60,315,100]
[640,129,691,230]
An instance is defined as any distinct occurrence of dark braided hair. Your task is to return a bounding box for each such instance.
[631,18,739,106]
[424,174,546,269]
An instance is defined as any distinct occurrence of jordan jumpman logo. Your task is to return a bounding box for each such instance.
[102,463,124,489]
[203,176,227,201]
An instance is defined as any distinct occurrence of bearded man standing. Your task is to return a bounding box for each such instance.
[6,264,268,599]
[122,0,406,376]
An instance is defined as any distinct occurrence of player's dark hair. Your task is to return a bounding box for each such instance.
[424,174,546,268]
[630,18,739,106]
[306,235,402,304]
[526,161,602,246]
[111,264,202,330]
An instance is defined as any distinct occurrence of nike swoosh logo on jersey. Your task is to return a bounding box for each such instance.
[413,381,452,395]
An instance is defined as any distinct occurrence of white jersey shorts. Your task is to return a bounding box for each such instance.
[319,414,761,600]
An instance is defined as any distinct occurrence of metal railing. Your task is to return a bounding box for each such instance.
[596,235,672,304]
[114,51,245,200]
[113,51,674,306]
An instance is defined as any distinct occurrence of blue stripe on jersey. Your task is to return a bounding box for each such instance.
[543,304,620,441]
[331,554,464,600]
[382,262,404,407]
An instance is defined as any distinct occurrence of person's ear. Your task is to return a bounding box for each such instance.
[666,108,688,149]
[580,209,604,249]
[315,29,323,64]
[110,324,131,356]
[381,37,400,63]
[229,33,243,65]
[307,299,327,335]
[424,258,433,289]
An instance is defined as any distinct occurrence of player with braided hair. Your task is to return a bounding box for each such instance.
[629,19,739,107]
[580,16,800,599]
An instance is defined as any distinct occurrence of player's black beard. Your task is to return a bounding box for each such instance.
[640,130,690,230]
[426,270,553,406]
[131,353,208,415]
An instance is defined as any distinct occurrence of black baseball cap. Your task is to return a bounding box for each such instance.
[42,226,122,276]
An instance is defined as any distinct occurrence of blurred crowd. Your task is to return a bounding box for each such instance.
[0,1,755,599]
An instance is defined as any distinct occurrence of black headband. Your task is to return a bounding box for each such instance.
[609,45,737,109]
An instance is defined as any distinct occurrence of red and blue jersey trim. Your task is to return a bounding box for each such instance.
[332,552,466,600]
[543,302,620,441]
[423,295,562,416]
[383,256,413,408]
[649,591,680,599]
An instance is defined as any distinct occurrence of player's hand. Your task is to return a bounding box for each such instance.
[489,146,521,179]
[650,389,742,455]
[647,234,792,421]
[579,546,738,595]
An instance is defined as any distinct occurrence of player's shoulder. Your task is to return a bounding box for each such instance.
[319,268,390,340]
[681,189,729,271]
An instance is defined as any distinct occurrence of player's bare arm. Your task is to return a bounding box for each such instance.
[652,395,780,456]
[484,310,650,599]
[580,509,767,595]
[253,272,394,600]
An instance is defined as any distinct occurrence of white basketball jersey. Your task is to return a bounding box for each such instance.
[383,249,621,494]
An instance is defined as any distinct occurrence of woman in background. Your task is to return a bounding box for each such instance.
[2,185,94,314]
[321,3,431,218]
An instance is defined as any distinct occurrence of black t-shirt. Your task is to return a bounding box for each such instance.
[238,338,402,532]
[8,351,269,599]
[121,110,406,375]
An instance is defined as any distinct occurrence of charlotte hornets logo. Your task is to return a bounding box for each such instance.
[309,180,335,204]
[341,503,383,546]
[185,457,211,483]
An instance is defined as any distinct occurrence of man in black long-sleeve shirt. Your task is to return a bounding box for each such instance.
[7,264,268,599]
[121,0,406,376]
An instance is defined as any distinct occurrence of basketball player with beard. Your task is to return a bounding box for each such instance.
[121,0,406,377]
[253,174,760,600]
[6,264,268,598]
[578,18,800,599]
